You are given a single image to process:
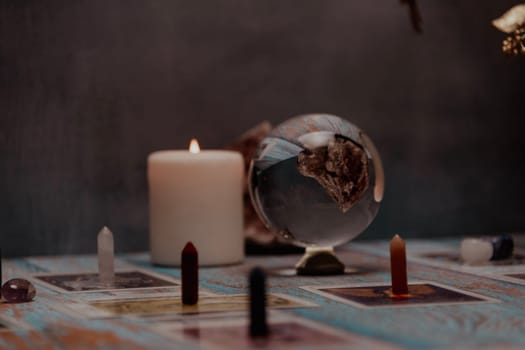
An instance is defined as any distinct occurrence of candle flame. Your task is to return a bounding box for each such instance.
[189,138,200,154]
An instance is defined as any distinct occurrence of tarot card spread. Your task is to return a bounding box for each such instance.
[155,312,400,350]
[65,294,316,319]
[32,269,179,293]
[301,282,500,309]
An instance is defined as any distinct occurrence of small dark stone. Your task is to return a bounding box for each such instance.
[2,278,36,303]
[488,234,514,260]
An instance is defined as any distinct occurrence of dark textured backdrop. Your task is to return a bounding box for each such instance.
[1,1,524,256]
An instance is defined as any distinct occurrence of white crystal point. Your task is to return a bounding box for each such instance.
[97,226,115,283]
[460,238,493,265]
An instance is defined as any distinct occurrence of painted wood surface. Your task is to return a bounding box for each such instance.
[1,239,525,349]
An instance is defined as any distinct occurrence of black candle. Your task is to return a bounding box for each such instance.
[181,242,198,305]
[249,267,269,338]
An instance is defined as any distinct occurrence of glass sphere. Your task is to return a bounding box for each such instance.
[249,114,384,249]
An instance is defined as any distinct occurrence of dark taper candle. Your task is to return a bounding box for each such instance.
[181,242,198,305]
[390,234,409,295]
[249,267,269,338]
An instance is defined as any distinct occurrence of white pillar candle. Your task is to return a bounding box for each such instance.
[148,139,244,266]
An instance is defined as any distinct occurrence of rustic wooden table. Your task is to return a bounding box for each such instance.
[1,239,524,349]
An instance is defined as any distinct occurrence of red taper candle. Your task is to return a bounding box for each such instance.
[390,234,409,295]
[182,241,198,305]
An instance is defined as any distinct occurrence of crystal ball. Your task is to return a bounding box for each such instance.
[249,114,384,248]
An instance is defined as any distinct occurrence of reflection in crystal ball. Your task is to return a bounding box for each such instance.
[249,114,384,249]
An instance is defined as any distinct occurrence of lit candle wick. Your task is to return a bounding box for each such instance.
[189,139,200,154]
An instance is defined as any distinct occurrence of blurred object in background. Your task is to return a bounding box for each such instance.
[227,122,304,255]
[3,1,524,257]
[400,0,423,33]
[493,4,525,56]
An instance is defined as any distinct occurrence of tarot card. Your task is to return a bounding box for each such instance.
[78,286,217,302]
[415,250,525,268]
[133,310,250,323]
[64,293,316,319]
[32,269,180,293]
[502,272,525,281]
[301,281,500,309]
[484,271,525,286]
[155,312,400,350]
[85,287,181,299]
[352,240,525,275]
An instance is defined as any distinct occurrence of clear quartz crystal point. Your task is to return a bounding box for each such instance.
[97,226,115,284]
[460,238,493,265]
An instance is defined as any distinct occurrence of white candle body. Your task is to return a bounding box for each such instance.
[97,226,115,283]
[148,150,244,266]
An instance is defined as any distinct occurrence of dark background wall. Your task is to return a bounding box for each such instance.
[1,0,524,257]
